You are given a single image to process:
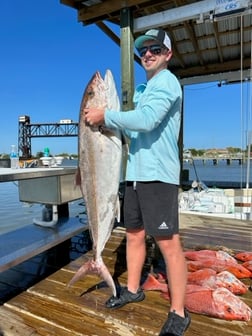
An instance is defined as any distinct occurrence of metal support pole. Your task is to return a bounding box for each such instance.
[179,85,185,185]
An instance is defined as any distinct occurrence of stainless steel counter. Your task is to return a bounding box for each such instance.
[0,167,82,204]
[0,167,77,182]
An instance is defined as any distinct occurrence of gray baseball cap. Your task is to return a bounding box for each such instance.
[135,29,171,50]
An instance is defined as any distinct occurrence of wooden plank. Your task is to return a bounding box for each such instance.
[181,230,251,250]
[2,218,252,336]
[4,290,161,335]
[77,0,151,22]
[4,267,252,336]
[179,213,252,252]
[0,306,40,335]
[179,213,252,231]
[27,278,252,336]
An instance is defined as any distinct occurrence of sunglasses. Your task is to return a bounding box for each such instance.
[138,44,164,57]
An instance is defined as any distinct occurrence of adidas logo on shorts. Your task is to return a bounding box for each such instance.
[158,222,168,230]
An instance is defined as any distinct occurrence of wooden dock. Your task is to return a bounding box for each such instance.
[0,213,251,335]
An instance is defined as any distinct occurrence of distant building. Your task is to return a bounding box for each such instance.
[204,148,229,157]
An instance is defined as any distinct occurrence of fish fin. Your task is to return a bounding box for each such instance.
[115,195,121,223]
[67,258,117,297]
[99,258,117,297]
[67,260,91,288]
[104,69,120,111]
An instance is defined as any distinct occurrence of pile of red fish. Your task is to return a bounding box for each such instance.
[142,249,252,321]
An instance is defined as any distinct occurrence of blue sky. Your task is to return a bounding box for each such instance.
[0,0,251,156]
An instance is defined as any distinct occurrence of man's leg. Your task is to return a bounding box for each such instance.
[157,234,187,316]
[126,228,146,292]
[105,228,146,308]
[157,234,191,335]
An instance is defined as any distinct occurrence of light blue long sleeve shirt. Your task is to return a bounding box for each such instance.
[105,69,182,185]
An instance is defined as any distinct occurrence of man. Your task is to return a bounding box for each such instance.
[84,28,191,336]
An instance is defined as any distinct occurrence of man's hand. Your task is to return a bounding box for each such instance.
[84,108,105,126]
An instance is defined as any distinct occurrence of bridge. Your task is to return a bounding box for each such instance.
[18,115,78,159]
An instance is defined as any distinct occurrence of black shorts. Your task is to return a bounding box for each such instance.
[123,181,179,237]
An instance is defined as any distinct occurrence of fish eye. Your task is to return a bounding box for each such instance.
[87,90,94,97]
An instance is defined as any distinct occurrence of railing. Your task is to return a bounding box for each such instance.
[183,155,245,165]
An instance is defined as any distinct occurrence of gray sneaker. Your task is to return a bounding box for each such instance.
[159,309,191,336]
[105,287,145,309]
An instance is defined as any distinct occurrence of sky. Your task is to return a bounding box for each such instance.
[0,0,251,156]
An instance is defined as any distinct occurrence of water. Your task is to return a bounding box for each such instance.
[183,159,252,185]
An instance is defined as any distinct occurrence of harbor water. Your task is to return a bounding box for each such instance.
[184,159,252,185]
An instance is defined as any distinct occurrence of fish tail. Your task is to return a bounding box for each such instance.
[67,258,117,297]
[98,257,117,297]
[67,260,92,288]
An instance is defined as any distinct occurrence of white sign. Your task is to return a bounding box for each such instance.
[215,0,249,16]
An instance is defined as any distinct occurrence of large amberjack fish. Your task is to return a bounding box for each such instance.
[68,70,122,297]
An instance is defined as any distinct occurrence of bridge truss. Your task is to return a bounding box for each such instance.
[18,116,78,159]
